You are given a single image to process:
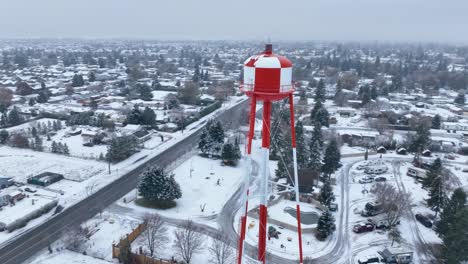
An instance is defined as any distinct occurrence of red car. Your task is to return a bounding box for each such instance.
[353,222,375,233]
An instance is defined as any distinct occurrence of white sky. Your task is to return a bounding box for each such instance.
[0,0,467,43]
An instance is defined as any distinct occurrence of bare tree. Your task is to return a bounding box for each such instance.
[173,220,204,263]
[208,234,234,264]
[65,225,88,253]
[142,213,168,257]
[371,182,412,227]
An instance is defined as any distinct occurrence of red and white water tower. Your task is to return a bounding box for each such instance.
[237,44,304,264]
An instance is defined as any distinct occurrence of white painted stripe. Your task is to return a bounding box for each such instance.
[280,67,293,92]
[254,56,281,68]
[243,66,256,86]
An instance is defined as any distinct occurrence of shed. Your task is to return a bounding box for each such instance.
[27,172,64,187]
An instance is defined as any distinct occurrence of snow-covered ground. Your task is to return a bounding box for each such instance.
[119,153,245,219]
[0,96,247,246]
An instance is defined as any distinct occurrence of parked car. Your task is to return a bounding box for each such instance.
[329,203,338,212]
[415,214,432,228]
[359,177,374,184]
[24,187,37,193]
[353,222,375,233]
[83,142,94,147]
[361,210,381,217]
[358,255,382,264]
[375,176,387,182]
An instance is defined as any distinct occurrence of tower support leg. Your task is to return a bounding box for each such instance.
[237,96,256,264]
[258,100,271,263]
[289,94,304,264]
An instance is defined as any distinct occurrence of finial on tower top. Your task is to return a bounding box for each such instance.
[265,44,273,54]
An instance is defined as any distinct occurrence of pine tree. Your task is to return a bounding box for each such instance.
[33,136,43,151]
[425,162,448,217]
[0,130,9,144]
[221,143,239,165]
[8,107,22,125]
[141,107,156,126]
[63,143,70,155]
[51,141,58,153]
[423,158,442,189]
[409,123,431,153]
[322,140,341,176]
[315,79,325,104]
[319,179,334,206]
[295,121,308,168]
[37,91,48,103]
[31,127,37,137]
[436,188,466,238]
[88,71,96,82]
[316,210,336,239]
[139,84,153,101]
[311,122,323,148]
[308,140,322,172]
[126,106,143,125]
[57,142,64,154]
[454,93,466,105]
[441,207,468,263]
[138,167,182,205]
[432,114,441,129]
[72,74,84,87]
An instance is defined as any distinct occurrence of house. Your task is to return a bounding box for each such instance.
[27,172,64,187]
[441,122,468,132]
[81,130,98,143]
[378,248,413,264]
[7,190,25,203]
[0,177,14,189]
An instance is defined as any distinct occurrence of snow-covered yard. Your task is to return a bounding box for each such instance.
[120,154,244,219]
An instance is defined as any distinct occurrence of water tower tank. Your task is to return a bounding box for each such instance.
[241,44,294,101]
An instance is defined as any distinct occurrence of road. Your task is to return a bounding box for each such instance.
[0,99,248,264]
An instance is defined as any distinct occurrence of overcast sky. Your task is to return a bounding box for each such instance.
[0,0,467,43]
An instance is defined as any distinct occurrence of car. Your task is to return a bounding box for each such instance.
[24,187,37,193]
[353,222,375,233]
[415,213,432,228]
[375,176,387,182]
[329,203,338,212]
[359,177,374,184]
[358,255,382,264]
[361,210,381,217]
[83,142,94,147]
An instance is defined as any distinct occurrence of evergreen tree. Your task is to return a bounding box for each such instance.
[71,74,85,87]
[360,85,372,106]
[441,207,468,263]
[309,140,322,172]
[295,121,308,168]
[36,91,48,103]
[126,106,143,125]
[315,79,325,103]
[28,98,36,106]
[432,114,441,129]
[51,141,58,153]
[138,166,182,205]
[31,127,37,137]
[310,122,323,148]
[425,158,448,217]
[370,86,378,100]
[8,107,22,125]
[221,143,240,165]
[454,93,466,105]
[138,84,153,101]
[88,71,96,82]
[436,188,467,238]
[409,123,431,153]
[0,130,8,144]
[63,143,70,155]
[322,140,341,176]
[319,179,334,206]
[33,136,43,151]
[107,136,139,162]
[141,107,156,126]
[316,210,336,239]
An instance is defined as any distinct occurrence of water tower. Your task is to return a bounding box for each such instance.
[237,44,304,264]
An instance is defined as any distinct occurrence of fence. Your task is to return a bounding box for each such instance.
[112,221,177,264]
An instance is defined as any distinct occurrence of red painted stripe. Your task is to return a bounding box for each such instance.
[296,204,304,263]
[254,68,281,94]
[277,55,293,67]
[258,204,268,262]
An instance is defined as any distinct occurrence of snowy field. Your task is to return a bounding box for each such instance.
[0,146,105,182]
[29,250,112,264]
